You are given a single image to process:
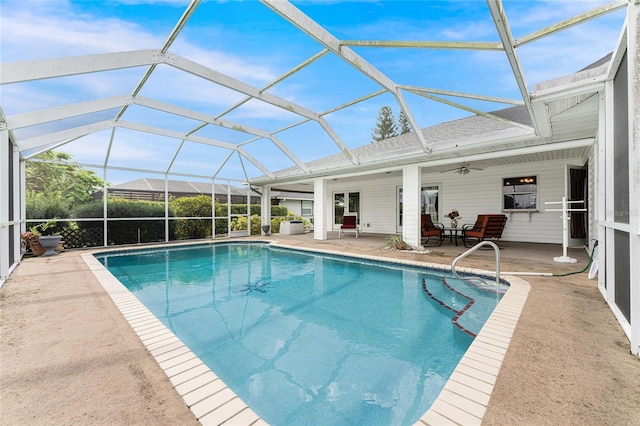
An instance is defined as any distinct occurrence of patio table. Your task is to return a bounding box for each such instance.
[442,227,462,246]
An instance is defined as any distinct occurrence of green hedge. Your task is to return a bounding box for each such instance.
[32,195,308,245]
[72,199,174,244]
[25,191,71,220]
[171,195,215,240]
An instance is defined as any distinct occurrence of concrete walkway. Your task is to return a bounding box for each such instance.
[2,234,639,425]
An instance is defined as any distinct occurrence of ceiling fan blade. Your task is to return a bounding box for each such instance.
[439,162,483,174]
[439,166,463,173]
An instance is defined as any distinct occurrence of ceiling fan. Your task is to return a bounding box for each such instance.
[439,162,484,175]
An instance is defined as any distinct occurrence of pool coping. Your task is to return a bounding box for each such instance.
[81,239,530,425]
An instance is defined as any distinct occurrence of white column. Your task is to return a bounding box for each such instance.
[597,91,609,300]
[627,0,639,356]
[260,185,271,235]
[0,128,10,284]
[12,144,20,263]
[313,178,327,240]
[402,164,421,248]
[164,174,170,242]
[246,184,251,236]
[211,180,216,238]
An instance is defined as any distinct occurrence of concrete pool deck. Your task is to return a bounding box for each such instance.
[2,234,639,425]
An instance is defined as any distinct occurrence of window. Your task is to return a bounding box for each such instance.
[397,185,440,231]
[301,200,313,216]
[502,176,537,211]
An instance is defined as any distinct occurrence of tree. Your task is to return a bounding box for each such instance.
[371,106,398,142]
[26,150,105,207]
[398,110,411,134]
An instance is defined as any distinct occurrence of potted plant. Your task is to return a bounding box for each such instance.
[446,209,462,228]
[25,220,63,257]
[21,231,45,256]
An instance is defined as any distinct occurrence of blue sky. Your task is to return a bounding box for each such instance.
[0,0,627,184]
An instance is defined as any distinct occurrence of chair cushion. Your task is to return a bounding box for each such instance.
[422,229,441,237]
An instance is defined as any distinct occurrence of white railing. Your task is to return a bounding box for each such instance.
[451,241,501,286]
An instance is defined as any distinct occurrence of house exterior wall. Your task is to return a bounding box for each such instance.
[278,199,314,218]
[425,159,585,244]
[279,199,301,216]
[326,176,398,235]
[324,157,588,244]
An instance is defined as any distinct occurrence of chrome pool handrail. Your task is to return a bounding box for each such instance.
[451,241,500,286]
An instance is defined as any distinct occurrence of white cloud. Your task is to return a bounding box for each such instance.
[1,2,278,86]
[1,3,163,61]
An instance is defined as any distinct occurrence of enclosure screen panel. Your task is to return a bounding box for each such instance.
[614,230,630,322]
[613,52,629,224]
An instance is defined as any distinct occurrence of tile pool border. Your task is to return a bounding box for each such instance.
[82,239,530,425]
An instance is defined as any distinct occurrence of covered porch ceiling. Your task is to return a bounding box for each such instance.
[0,0,629,188]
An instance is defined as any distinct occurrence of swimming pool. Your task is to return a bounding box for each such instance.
[94,242,508,425]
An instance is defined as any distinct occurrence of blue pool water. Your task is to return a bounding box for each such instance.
[96,242,506,425]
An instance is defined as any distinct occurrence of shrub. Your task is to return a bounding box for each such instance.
[25,191,71,220]
[384,234,410,250]
[171,195,214,239]
[230,214,262,235]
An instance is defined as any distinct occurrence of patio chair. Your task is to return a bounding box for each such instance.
[461,214,507,247]
[339,214,359,238]
[421,214,444,246]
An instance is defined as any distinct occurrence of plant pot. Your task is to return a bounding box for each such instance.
[29,240,46,256]
[38,235,63,257]
[261,225,271,236]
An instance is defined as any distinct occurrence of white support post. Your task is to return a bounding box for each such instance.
[313,178,327,241]
[545,196,587,263]
[246,184,251,236]
[260,185,271,236]
[0,128,10,285]
[227,182,232,238]
[12,144,20,264]
[402,164,421,248]
[211,180,216,239]
[627,0,639,356]
[164,174,169,242]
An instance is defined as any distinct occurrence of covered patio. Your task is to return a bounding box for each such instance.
[2,236,639,424]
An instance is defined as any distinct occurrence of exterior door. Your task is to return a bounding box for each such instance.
[567,165,587,247]
[334,192,360,227]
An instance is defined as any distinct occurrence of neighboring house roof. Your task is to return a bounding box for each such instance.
[271,191,314,201]
[102,178,256,197]
[101,178,314,200]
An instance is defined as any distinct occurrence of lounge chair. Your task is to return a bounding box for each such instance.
[461,214,507,247]
[339,214,359,238]
[421,214,444,246]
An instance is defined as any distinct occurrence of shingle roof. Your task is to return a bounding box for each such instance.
[273,105,532,177]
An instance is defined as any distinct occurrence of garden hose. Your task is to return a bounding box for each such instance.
[552,240,599,277]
